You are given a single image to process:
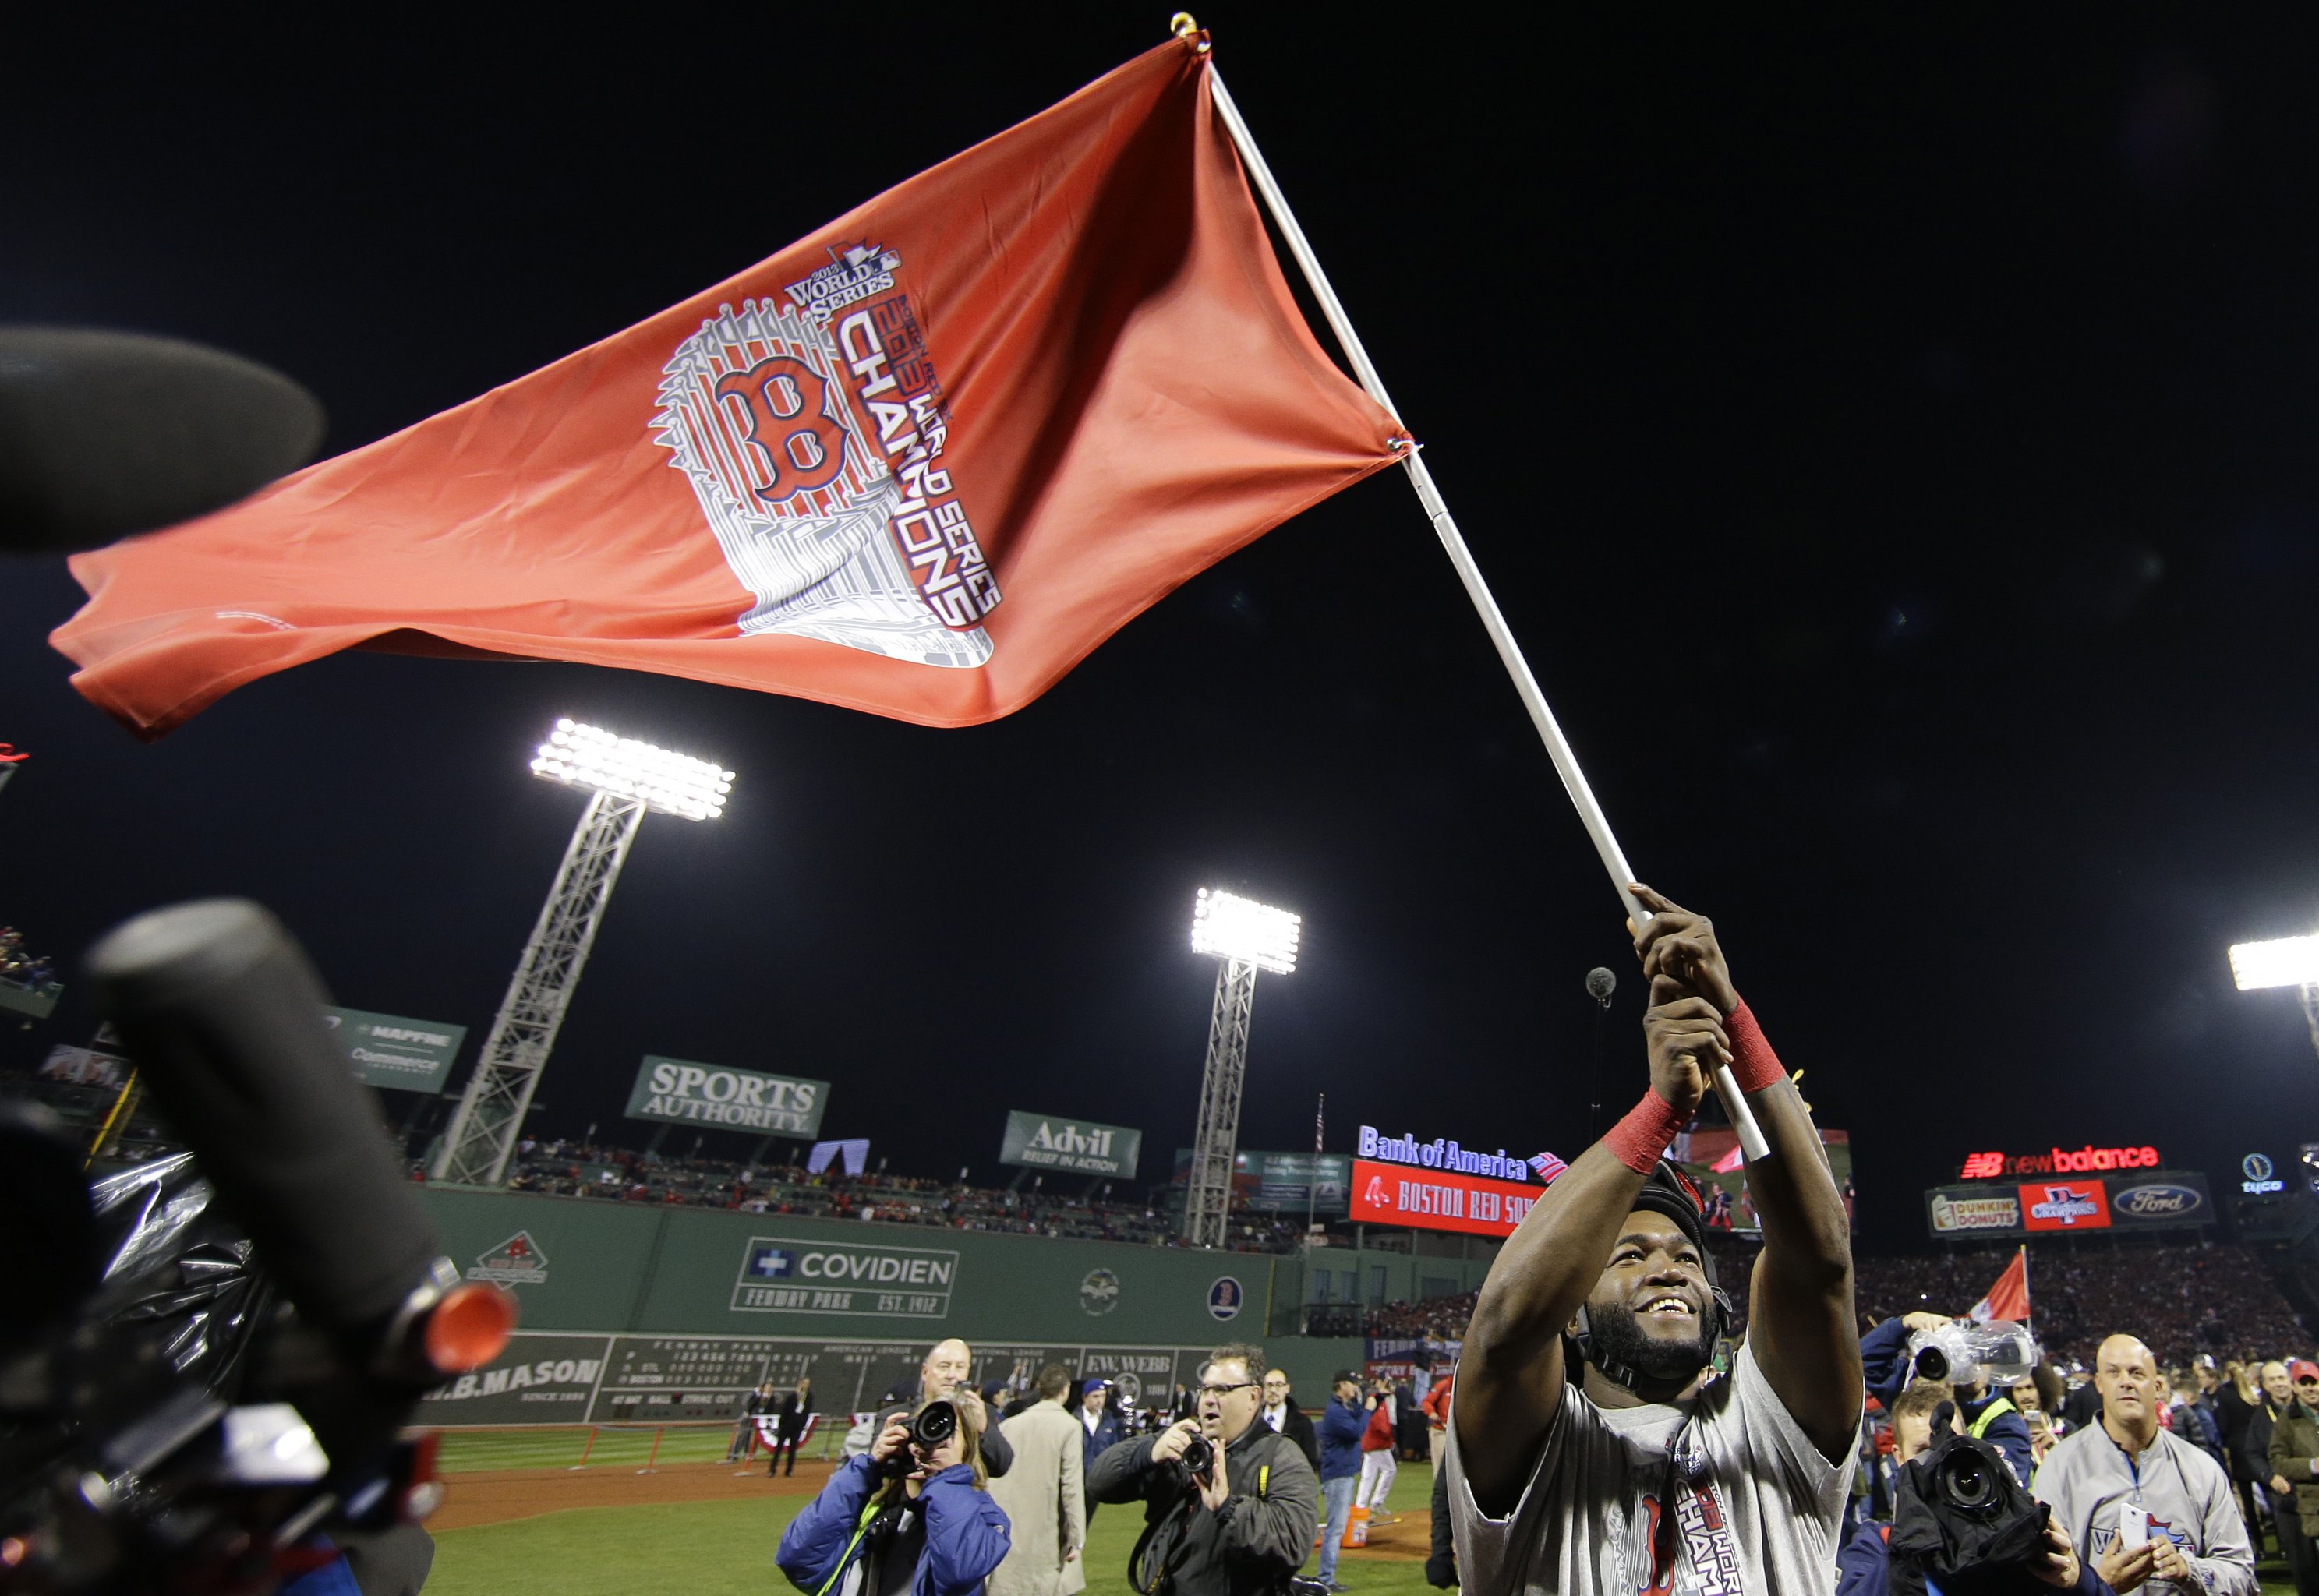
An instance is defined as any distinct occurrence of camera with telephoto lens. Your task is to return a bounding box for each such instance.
[1886,1419,2053,1595]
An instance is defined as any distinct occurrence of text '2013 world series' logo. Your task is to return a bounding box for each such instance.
[654,242,999,669]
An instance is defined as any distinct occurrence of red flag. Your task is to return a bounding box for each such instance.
[53,38,1401,738]
[1969,1246,2031,1325]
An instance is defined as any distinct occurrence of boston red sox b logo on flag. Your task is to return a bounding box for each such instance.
[655,241,1000,669]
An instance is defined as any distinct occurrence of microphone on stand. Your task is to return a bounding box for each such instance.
[1585,968,1616,1142]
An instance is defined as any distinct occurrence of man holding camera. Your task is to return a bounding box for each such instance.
[1088,1341,1317,1596]
[2033,1333,2255,1594]
[892,1338,1015,1479]
[1446,888,1864,1592]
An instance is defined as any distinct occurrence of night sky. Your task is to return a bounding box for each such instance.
[8,6,2319,1252]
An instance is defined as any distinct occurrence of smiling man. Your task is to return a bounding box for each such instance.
[1447,889,1863,1594]
[2034,1333,2255,1594]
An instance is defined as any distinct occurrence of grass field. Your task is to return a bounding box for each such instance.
[427,1460,1442,1596]
[423,1446,2302,1596]
[432,1424,737,1474]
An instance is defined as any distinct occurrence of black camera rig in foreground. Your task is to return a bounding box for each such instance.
[0,901,516,1595]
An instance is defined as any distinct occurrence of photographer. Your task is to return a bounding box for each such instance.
[777,1397,1013,1596]
[1087,1342,1317,1596]
[2034,1334,2254,1595]
[1836,1380,2095,1595]
[888,1338,1015,1481]
[1447,888,1863,1592]
[1861,1309,2035,1487]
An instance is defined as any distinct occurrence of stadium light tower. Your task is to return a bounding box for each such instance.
[2229,934,2319,1060]
[432,719,732,1185]
[1183,888,1300,1248]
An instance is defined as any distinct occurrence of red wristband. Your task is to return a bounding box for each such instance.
[1725,1001,1784,1094]
[1605,1089,1687,1174]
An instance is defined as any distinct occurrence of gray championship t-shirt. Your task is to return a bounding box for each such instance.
[1447,1342,1853,1595]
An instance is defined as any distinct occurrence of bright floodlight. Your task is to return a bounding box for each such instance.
[1191,888,1300,975]
[2230,934,2319,991]
[529,718,734,821]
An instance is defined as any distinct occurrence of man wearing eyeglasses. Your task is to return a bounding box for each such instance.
[1087,1341,1318,1596]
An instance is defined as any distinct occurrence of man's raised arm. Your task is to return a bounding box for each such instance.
[1451,980,1730,1515]
[1630,885,1861,1463]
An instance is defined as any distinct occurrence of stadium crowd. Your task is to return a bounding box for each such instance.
[0,926,58,994]
[481,1141,1311,1253]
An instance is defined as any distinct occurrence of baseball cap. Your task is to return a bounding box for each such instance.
[2291,1360,2319,1382]
[1333,1368,1362,1386]
[1083,1378,1106,1395]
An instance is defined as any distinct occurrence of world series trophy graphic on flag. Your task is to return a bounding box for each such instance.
[654,247,999,667]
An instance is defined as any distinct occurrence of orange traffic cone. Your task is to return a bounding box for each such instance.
[1343,1506,1370,1548]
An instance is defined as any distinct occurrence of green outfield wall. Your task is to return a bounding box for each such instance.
[415,1188,1366,1424]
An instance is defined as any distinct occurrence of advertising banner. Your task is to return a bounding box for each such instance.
[416,1331,1229,1428]
[625,1056,829,1136]
[2106,1171,2212,1228]
[2020,1180,2110,1232]
[327,1006,466,1093]
[999,1110,1141,1178]
[422,1331,613,1425]
[732,1235,960,1319]
[1349,1157,1539,1238]
[1927,1185,2024,1238]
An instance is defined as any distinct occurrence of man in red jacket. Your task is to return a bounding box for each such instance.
[1356,1377,1399,1525]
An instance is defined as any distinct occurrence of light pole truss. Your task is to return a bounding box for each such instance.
[1184,956,1257,1248]
[433,789,646,1185]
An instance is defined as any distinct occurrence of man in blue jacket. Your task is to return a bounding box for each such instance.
[1077,1379,1124,1523]
[1315,1370,1366,1592]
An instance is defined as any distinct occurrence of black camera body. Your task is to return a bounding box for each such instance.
[1179,1434,1214,1481]
[1887,1431,2052,1595]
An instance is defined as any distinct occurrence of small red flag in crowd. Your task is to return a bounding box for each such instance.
[1970,1246,2031,1325]
[52,38,1402,738]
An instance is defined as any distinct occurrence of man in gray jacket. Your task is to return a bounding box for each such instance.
[2032,1333,2256,1595]
[1088,1341,1317,1596]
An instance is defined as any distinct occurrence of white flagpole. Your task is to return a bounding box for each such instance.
[1188,24,1769,1163]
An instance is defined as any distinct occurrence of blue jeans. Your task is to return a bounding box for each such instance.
[1317,1474,1356,1582]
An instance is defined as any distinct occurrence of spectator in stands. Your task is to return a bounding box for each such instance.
[2035,1333,2255,1594]
[778,1399,1011,1596]
[1087,1342,1317,1596]
[2268,1361,2319,1596]
[2251,1362,2308,1584]
[986,1364,1084,1596]
[1448,890,1861,1594]
[1258,1367,1317,1471]
[1355,1378,1398,1527]
[1315,1372,1366,1593]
